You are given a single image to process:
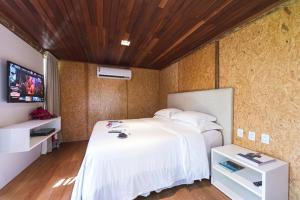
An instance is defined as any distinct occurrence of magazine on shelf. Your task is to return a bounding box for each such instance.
[236,152,275,167]
[219,160,244,172]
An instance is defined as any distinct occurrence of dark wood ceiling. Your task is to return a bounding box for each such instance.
[0,0,280,69]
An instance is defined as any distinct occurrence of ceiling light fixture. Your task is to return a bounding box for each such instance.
[121,40,130,46]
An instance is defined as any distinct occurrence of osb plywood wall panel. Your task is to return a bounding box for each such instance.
[219,1,300,199]
[159,62,179,108]
[87,64,127,134]
[159,43,217,108]
[178,43,215,92]
[60,61,160,140]
[128,68,160,118]
[59,61,88,142]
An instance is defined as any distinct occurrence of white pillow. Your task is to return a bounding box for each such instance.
[171,111,217,126]
[198,120,223,132]
[172,118,223,132]
[154,108,182,119]
[153,115,169,120]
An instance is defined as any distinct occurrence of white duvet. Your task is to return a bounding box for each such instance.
[72,118,216,200]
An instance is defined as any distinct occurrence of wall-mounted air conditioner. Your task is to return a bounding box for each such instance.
[97,66,132,80]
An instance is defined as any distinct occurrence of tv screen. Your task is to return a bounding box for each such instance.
[7,61,44,103]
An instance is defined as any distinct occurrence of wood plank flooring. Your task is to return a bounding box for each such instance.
[0,141,229,200]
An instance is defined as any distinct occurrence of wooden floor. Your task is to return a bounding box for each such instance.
[0,141,229,200]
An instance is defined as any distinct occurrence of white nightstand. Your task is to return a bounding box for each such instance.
[211,144,288,200]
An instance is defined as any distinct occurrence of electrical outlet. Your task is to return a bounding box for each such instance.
[248,131,256,141]
[237,128,244,138]
[261,133,270,144]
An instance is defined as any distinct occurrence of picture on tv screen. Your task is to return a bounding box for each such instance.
[7,61,44,103]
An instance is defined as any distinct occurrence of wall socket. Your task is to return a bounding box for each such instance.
[237,128,244,138]
[261,133,270,144]
[248,131,256,141]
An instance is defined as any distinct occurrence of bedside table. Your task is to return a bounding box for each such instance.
[211,144,288,200]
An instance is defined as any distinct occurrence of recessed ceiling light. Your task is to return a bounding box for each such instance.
[121,40,130,46]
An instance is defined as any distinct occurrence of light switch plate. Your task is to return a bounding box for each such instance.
[248,131,256,141]
[237,128,244,138]
[261,133,270,144]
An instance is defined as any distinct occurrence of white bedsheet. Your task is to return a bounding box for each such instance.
[72,118,221,200]
[202,129,223,158]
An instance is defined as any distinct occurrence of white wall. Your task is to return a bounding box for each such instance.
[0,24,43,189]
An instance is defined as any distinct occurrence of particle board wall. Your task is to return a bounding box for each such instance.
[159,62,179,108]
[59,61,88,142]
[159,42,216,108]
[87,64,128,134]
[127,68,160,118]
[59,61,160,141]
[178,43,216,92]
[219,1,300,199]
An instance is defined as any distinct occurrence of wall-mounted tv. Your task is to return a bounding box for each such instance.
[7,61,44,103]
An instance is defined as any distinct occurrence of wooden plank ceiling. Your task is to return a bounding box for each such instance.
[0,0,280,69]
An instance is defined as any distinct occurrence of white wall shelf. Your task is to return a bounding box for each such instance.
[0,117,61,154]
[211,144,288,200]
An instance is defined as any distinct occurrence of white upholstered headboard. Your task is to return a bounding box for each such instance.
[167,88,233,145]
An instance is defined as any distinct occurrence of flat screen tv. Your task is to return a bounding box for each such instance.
[7,61,44,103]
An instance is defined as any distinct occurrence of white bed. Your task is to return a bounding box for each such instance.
[72,88,233,200]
